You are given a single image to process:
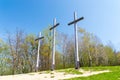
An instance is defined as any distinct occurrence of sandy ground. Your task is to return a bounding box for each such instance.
[0,69,110,80]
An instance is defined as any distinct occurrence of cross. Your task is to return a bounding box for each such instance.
[68,12,84,69]
[35,32,44,72]
[49,18,60,71]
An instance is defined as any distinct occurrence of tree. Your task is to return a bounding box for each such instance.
[57,32,68,68]
[78,27,92,66]
[7,29,25,74]
[116,51,120,65]
[104,45,116,66]
[0,39,11,75]
[78,27,108,66]
[23,34,37,72]
[7,29,37,74]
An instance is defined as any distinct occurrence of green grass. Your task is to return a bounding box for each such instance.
[57,68,82,74]
[28,73,35,75]
[82,66,108,71]
[65,66,120,80]
[51,75,55,78]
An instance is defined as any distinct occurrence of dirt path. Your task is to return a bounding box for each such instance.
[0,70,110,80]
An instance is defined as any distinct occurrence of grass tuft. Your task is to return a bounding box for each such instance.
[51,76,55,78]
[57,68,82,74]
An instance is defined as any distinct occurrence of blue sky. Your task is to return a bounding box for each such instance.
[0,0,120,51]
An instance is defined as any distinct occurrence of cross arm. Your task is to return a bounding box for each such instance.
[68,17,84,26]
[49,23,60,30]
[35,36,44,41]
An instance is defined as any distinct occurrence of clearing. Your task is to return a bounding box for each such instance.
[1,66,119,80]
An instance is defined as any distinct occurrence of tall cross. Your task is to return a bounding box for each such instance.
[49,18,60,71]
[35,32,44,72]
[68,12,84,69]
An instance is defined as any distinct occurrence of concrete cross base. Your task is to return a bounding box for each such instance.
[75,61,80,69]
[51,64,55,71]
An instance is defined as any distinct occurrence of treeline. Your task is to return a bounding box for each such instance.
[0,27,120,75]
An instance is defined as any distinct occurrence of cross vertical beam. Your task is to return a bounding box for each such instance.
[74,12,79,69]
[68,12,84,69]
[35,32,44,72]
[49,18,60,71]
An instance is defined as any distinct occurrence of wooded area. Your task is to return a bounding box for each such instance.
[0,26,120,75]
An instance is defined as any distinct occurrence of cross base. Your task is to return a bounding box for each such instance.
[75,61,80,69]
[51,64,55,71]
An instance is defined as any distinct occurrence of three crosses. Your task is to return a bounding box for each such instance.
[35,12,84,71]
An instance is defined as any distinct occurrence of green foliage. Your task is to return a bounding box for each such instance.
[116,52,120,65]
[0,39,12,75]
[0,27,120,76]
[104,45,116,65]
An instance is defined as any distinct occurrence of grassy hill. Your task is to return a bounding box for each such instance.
[0,66,120,80]
[66,66,120,80]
